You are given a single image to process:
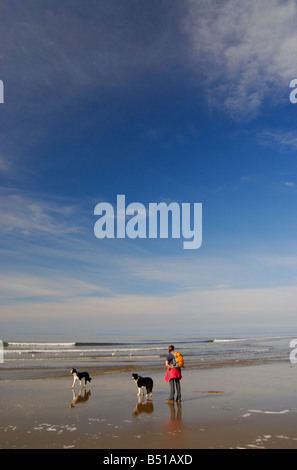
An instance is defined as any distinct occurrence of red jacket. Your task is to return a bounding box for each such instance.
[164,367,182,382]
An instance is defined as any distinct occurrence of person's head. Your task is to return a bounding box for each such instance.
[168,345,174,352]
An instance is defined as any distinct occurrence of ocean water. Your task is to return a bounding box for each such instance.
[0,334,293,380]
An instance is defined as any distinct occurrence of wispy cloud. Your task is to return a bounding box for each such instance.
[0,273,109,303]
[0,190,82,238]
[1,2,183,100]
[257,129,297,150]
[0,155,11,172]
[115,251,297,293]
[183,0,297,119]
[3,0,295,124]
[2,283,296,334]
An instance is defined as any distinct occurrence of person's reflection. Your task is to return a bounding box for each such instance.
[69,388,92,408]
[166,401,182,422]
[133,395,154,416]
[165,401,183,437]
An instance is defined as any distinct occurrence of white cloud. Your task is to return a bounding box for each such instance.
[183,0,297,119]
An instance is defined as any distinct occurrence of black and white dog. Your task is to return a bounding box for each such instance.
[70,368,92,389]
[132,373,153,398]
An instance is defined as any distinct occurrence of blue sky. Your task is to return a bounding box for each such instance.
[0,0,297,337]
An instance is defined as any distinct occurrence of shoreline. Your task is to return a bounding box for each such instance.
[1,360,297,449]
[0,355,288,381]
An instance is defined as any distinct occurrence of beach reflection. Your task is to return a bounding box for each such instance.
[69,388,92,408]
[133,395,154,416]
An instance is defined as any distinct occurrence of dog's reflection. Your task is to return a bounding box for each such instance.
[133,395,154,417]
[69,388,92,408]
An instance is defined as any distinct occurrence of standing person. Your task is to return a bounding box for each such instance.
[165,345,182,403]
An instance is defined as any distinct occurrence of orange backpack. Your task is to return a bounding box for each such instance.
[173,351,184,368]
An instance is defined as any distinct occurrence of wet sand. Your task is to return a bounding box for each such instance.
[1,361,297,449]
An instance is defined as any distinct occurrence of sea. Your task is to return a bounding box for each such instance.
[0,333,294,381]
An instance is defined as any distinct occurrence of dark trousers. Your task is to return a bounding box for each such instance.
[168,378,181,401]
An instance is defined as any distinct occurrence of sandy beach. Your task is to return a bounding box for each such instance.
[1,361,297,450]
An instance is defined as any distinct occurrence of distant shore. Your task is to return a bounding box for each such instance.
[1,361,297,449]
